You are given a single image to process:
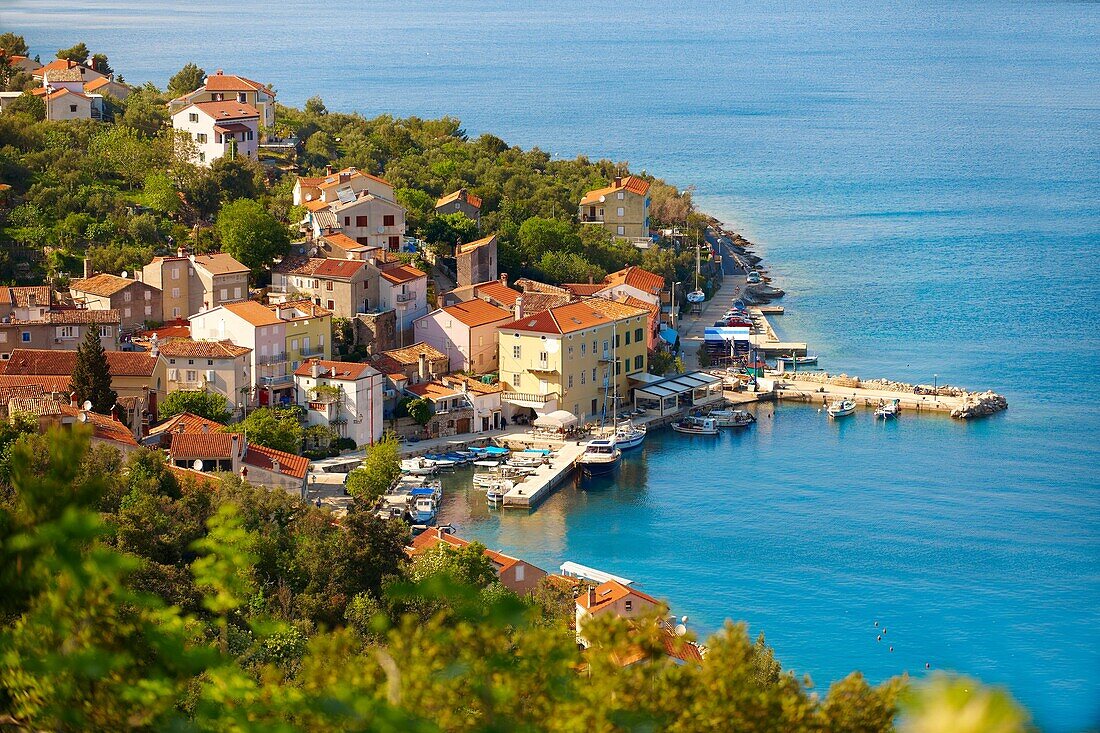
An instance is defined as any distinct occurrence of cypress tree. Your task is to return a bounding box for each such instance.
[70,327,117,414]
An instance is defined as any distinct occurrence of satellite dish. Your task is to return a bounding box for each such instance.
[376,226,385,234]
[121,270,128,279]
[193,459,204,471]
[82,400,93,411]
[77,412,88,423]
[681,615,689,624]
[675,624,687,637]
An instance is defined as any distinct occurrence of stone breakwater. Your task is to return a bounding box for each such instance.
[776,371,1008,419]
[951,391,1010,420]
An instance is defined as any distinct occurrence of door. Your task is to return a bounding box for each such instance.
[457,418,471,434]
[481,416,489,432]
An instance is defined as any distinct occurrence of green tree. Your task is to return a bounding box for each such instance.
[233,407,302,454]
[406,397,434,426]
[143,171,180,215]
[90,52,113,75]
[0,32,29,57]
[538,250,604,285]
[119,86,169,137]
[345,435,401,502]
[409,541,498,589]
[421,212,479,258]
[6,92,44,121]
[166,62,205,98]
[56,42,90,64]
[91,125,159,189]
[70,326,117,413]
[209,156,261,202]
[303,95,327,117]
[517,216,581,263]
[158,390,233,423]
[215,198,291,271]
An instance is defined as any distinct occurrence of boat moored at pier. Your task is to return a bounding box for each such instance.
[576,438,622,476]
[671,416,720,435]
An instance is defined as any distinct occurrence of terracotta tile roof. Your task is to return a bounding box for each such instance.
[269,300,332,320]
[576,580,660,613]
[148,412,226,438]
[605,266,665,295]
[435,189,482,210]
[518,292,572,314]
[439,299,512,328]
[191,253,249,275]
[378,342,447,367]
[296,176,325,188]
[316,167,392,191]
[243,444,308,479]
[83,76,120,93]
[185,100,259,121]
[303,199,331,213]
[293,359,378,381]
[137,322,191,340]
[59,403,138,447]
[37,309,120,325]
[0,349,159,377]
[156,339,251,359]
[170,432,237,460]
[70,273,138,297]
[408,529,531,575]
[579,175,651,205]
[272,257,324,276]
[440,373,504,395]
[0,375,71,393]
[8,396,62,417]
[582,296,649,322]
[473,280,521,307]
[618,294,660,320]
[313,258,367,279]
[222,300,281,327]
[167,464,221,487]
[380,264,425,285]
[406,382,461,401]
[561,283,606,296]
[0,286,53,308]
[319,232,374,252]
[32,59,95,78]
[455,234,496,256]
[500,300,612,335]
[202,71,274,97]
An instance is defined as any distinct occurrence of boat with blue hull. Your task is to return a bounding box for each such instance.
[576,438,622,476]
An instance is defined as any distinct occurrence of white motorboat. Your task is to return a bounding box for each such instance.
[613,420,647,450]
[874,398,900,420]
[709,409,756,428]
[671,416,720,435]
[400,458,437,476]
[575,438,622,476]
[473,459,500,467]
[827,399,856,418]
[412,496,437,524]
[508,451,550,468]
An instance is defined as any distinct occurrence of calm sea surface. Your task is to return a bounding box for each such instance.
[5,1,1099,728]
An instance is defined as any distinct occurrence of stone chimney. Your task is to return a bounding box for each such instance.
[310,359,322,378]
[70,391,78,408]
[83,257,92,279]
[325,164,334,176]
[27,292,36,308]
[613,175,623,187]
[177,246,185,258]
[513,295,524,322]
[272,458,281,474]
[499,272,508,288]
[587,586,595,607]
[418,352,427,382]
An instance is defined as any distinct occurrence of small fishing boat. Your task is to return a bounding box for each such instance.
[471,445,510,457]
[400,458,437,476]
[686,290,706,304]
[485,481,510,504]
[423,454,456,468]
[827,399,856,418]
[781,353,818,366]
[671,416,720,435]
[508,450,551,468]
[874,398,901,420]
[709,409,756,428]
[576,438,622,476]
[473,459,500,468]
[412,496,438,524]
[613,420,647,450]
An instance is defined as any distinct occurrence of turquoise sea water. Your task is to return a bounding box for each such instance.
[4,1,1099,728]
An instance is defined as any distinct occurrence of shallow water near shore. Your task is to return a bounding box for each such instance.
[6,0,1099,727]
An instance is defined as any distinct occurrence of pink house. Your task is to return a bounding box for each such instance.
[412,299,513,374]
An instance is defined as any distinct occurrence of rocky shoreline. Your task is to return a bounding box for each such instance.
[709,223,786,305]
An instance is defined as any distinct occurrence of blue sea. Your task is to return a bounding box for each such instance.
[5,1,1098,728]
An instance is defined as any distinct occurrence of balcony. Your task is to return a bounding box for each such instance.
[502,391,559,410]
[598,350,612,362]
[261,374,293,386]
[257,352,288,366]
[176,380,205,391]
[299,345,325,357]
[396,292,417,303]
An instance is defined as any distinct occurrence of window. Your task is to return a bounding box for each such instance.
[592,340,597,354]
[247,130,253,141]
[624,600,632,611]
[617,207,625,217]
[568,345,573,356]
[580,342,586,356]
[616,360,622,376]
[592,368,597,382]
[144,305,152,316]
[172,307,181,318]
[124,291,132,302]
[234,287,242,299]
[172,268,180,280]
[389,235,400,249]
[144,290,151,301]
[21,331,30,342]
[602,340,609,355]
[617,191,624,200]
[580,371,585,385]
[617,225,625,236]
[327,300,334,310]
[635,355,644,370]
[188,113,198,122]
[302,337,310,353]
[99,326,111,338]
[538,351,547,362]
[635,327,644,342]
[238,92,246,103]
[186,370,197,382]
[356,236,369,245]
[196,133,207,143]
[356,215,368,227]
[344,216,351,226]
[513,345,521,359]
[515,564,525,583]
[624,331,630,345]
[568,375,574,388]
[326,281,333,291]
[383,214,395,226]
[169,359,175,365]
[123,307,131,318]
[291,338,299,351]
[220,288,228,300]
[188,359,194,365]
[208,360,214,366]
[198,152,205,163]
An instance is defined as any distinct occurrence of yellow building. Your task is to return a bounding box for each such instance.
[498,300,648,421]
[275,300,332,371]
[578,175,651,240]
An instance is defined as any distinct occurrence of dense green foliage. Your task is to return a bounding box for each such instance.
[0,429,1029,731]
[215,197,292,272]
[346,435,402,502]
[159,389,234,423]
[70,326,117,413]
[233,406,304,454]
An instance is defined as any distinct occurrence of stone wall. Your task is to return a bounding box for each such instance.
[355,310,397,355]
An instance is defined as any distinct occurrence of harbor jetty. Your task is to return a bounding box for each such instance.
[771,371,1008,418]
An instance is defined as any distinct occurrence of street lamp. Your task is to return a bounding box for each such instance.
[933,373,938,394]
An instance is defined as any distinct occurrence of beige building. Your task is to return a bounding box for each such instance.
[578,175,651,240]
[70,273,163,331]
[0,286,121,355]
[497,300,648,420]
[171,100,259,166]
[296,168,406,251]
[83,76,131,100]
[434,189,482,226]
[155,338,252,413]
[574,580,662,647]
[168,70,276,129]
[455,234,498,288]
[270,257,372,317]
[142,252,250,320]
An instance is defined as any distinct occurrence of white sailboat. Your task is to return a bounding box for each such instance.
[687,234,705,303]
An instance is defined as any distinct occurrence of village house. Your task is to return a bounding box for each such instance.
[584,295,661,353]
[312,232,379,261]
[31,59,105,84]
[142,251,250,320]
[437,373,507,432]
[292,358,384,448]
[370,342,448,415]
[69,273,163,331]
[410,528,547,595]
[83,75,131,100]
[153,338,252,413]
[30,85,95,121]
[189,299,331,407]
[0,286,121,355]
[578,175,652,241]
[443,274,522,310]
[168,70,277,129]
[142,411,224,448]
[454,234,497,288]
[171,100,259,166]
[270,257,372,317]
[413,299,513,374]
[496,299,648,421]
[378,264,428,337]
[167,430,308,498]
[434,188,482,227]
[295,168,406,251]
[575,580,662,647]
[403,381,476,438]
[2,53,41,74]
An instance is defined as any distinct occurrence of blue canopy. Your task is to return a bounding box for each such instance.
[410,487,437,496]
[477,446,510,455]
[659,326,679,345]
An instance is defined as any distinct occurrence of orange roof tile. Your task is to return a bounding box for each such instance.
[435,189,483,210]
[202,71,274,97]
[0,286,53,308]
[293,359,378,381]
[148,412,226,438]
[576,580,661,613]
[561,283,606,296]
[137,322,191,340]
[191,253,250,275]
[439,299,512,328]
[473,280,521,308]
[0,375,71,393]
[313,258,367,279]
[156,339,251,359]
[500,300,612,335]
[184,100,259,121]
[406,382,461,401]
[380,264,425,285]
[605,266,665,295]
[376,342,447,367]
[170,432,237,460]
[319,232,374,252]
[59,403,138,447]
[303,199,331,212]
[32,59,95,77]
[70,273,139,297]
[316,167,392,190]
[579,175,651,206]
[243,444,308,479]
[222,300,281,327]
[0,349,159,377]
[455,234,496,256]
[582,296,649,322]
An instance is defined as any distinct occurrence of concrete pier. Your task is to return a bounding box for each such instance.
[499,441,585,509]
[774,378,966,414]
[748,306,807,356]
